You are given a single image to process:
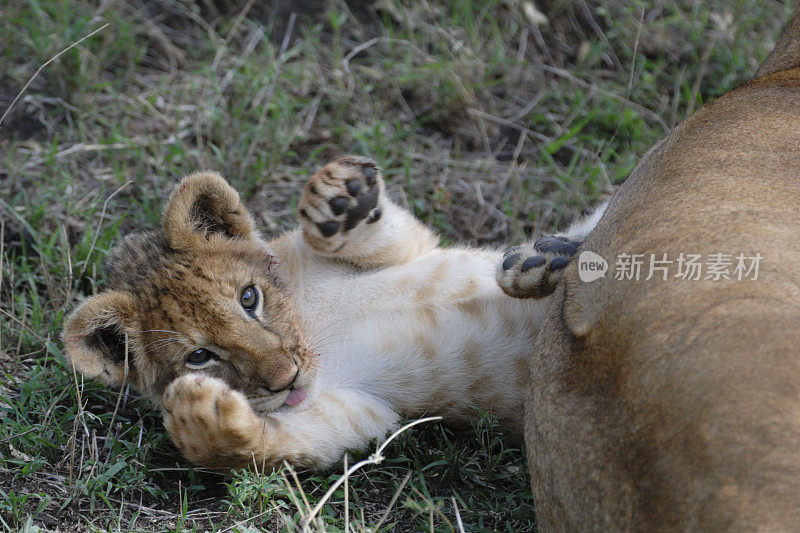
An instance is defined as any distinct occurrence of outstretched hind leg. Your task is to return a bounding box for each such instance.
[496,202,607,299]
[497,236,582,299]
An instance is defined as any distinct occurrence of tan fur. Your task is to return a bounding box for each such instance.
[63,172,314,413]
[519,4,800,529]
[63,157,576,471]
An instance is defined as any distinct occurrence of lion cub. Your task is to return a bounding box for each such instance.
[63,156,598,470]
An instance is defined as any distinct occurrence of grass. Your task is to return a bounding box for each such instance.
[0,0,792,530]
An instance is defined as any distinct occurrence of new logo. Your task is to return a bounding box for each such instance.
[578,251,608,282]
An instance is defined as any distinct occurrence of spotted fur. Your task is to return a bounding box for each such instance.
[62,157,600,471]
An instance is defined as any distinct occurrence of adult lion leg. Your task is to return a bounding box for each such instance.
[297,156,438,269]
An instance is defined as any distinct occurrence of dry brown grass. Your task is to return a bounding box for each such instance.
[0,0,792,530]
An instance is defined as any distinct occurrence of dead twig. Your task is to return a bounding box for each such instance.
[688,31,720,114]
[373,472,412,531]
[0,428,37,444]
[451,496,466,533]
[342,37,431,74]
[102,334,129,465]
[301,416,442,529]
[239,12,296,178]
[0,24,109,129]
[78,180,132,283]
[541,64,670,132]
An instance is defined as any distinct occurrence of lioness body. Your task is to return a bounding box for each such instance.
[519,6,800,529]
[63,157,594,470]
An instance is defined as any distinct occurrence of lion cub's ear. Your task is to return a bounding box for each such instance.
[162,171,258,251]
[62,290,137,388]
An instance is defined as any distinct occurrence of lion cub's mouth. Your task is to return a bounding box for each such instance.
[247,386,307,414]
[284,387,306,406]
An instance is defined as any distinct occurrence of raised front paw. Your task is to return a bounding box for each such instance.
[162,374,261,469]
[298,156,384,255]
[496,235,582,299]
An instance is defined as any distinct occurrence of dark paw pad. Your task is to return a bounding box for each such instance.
[366,206,382,224]
[346,179,362,197]
[317,221,340,238]
[521,255,546,272]
[362,166,377,186]
[497,234,584,299]
[329,196,349,216]
[502,253,522,271]
[342,185,379,231]
[299,156,385,244]
[548,256,571,271]
[533,235,581,257]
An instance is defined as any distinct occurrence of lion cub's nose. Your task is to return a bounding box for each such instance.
[262,363,298,393]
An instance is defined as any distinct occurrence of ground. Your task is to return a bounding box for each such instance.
[0,0,792,530]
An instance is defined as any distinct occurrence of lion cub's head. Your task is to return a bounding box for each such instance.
[63,172,314,413]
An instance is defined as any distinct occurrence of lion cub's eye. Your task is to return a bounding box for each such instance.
[186,348,217,366]
[240,285,258,312]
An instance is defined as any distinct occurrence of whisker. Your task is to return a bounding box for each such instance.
[306,318,352,344]
[310,337,352,351]
[142,337,183,350]
[308,332,350,344]
[170,346,188,365]
[136,329,183,335]
[307,341,350,353]
[150,342,184,354]
[310,337,351,348]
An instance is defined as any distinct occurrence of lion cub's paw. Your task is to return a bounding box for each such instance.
[298,156,384,254]
[497,235,582,299]
[162,374,259,467]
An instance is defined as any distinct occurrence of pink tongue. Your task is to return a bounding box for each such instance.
[284,387,307,406]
